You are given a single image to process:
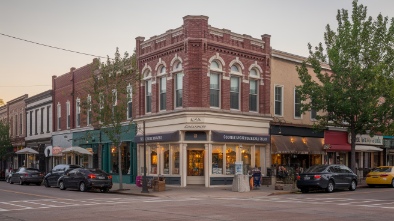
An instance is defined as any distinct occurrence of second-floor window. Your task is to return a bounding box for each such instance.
[311,101,317,120]
[29,111,33,135]
[275,85,283,116]
[210,60,222,108]
[40,108,44,133]
[249,79,258,112]
[19,113,22,135]
[35,109,38,135]
[159,66,167,111]
[76,99,80,127]
[294,89,302,118]
[57,103,61,130]
[146,79,152,113]
[127,85,132,119]
[87,95,92,126]
[46,106,50,133]
[66,101,70,129]
[173,62,183,108]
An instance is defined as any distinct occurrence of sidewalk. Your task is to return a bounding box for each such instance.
[109,179,368,198]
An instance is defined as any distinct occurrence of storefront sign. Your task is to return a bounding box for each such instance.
[184,125,206,129]
[211,130,270,143]
[135,131,179,143]
[349,134,383,145]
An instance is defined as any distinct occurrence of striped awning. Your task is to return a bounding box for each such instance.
[271,135,325,154]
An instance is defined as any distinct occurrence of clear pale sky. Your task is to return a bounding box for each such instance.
[1,0,393,103]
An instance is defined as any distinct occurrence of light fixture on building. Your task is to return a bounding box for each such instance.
[290,137,295,143]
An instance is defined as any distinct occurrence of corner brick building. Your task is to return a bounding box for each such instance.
[133,16,272,187]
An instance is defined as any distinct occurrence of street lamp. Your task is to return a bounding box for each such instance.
[141,120,149,193]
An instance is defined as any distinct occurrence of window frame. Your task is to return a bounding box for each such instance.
[209,60,223,108]
[66,101,70,129]
[126,85,132,120]
[57,103,61,130]
[274,85,283,116]
[76,98,81,127]
[294,88,302,119]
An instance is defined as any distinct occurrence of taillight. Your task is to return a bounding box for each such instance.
[380,174,389,177]
[314,175,321,179]
[108,175,112,179]
[88,174,96,179]
[296,175,300,180]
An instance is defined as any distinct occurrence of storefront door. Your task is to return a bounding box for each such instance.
[187,148,204,185]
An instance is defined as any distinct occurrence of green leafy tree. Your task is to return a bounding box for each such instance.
[82,48,139,190]
[0,121,12,161]
[296,0,394,172]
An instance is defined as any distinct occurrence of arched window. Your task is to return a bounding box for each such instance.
[249,68,259,112]
[158,65,167,111]
[210,60,222,108]
[230,64,242,110]
[173,61,183,108]
[144,69,152,113]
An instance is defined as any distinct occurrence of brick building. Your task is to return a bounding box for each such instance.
[133,16,272,187]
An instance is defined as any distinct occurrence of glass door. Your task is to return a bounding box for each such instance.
[187,150,204,176]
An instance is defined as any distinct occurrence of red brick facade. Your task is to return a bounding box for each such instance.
[134,16,271,119]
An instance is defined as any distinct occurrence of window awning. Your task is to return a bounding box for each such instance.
[355,145,383,152]
[271,135,325,155]
[326,144,351,152]
[324,130,351,152]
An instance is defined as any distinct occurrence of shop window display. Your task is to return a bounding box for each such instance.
[226,145,236,175]
[163,146,169,174]
[151,149,157,174]
[212,145,223,174]
[255,147,261,169]
[187,150,204,176]
[171,145,180,174]
[241,145,251,174]
[110,142,130,174]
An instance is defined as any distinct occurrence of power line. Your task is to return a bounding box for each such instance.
[0,33,108,59]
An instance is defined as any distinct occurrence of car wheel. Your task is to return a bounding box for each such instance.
[36,182,41,186]
[349,180,356,191]
[59,181,66,190]
[79,182,86,192]
[9,178,14,184]
[300,188,309,193]
[19,179,24,185]
[100,188,109,193]
[326,180,334,193]
[391,179,394,188]
[43,179,50,188]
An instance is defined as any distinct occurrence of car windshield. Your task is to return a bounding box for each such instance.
[304,165,328,173]
[372,167,392,172]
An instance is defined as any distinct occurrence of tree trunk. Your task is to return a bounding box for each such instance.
[350,127,356,173]
[118,142,123,190]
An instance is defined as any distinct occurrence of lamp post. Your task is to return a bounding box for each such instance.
[141,120,149,193]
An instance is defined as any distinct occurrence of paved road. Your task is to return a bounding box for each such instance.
[1,181,393,221]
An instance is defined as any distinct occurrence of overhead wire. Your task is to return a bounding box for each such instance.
[0,33,108,59]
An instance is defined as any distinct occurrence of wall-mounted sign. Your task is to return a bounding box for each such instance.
[135,131,179,143]
[212,130,270,143]
[184,125,206,129]
[349,134,383,145]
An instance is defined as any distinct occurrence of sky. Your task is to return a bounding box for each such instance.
[1,0,393,103]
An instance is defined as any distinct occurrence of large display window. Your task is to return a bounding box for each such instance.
[171,145,180,174]
[241,145,251,174]
[212,145,223,174]
[226,145,236,175]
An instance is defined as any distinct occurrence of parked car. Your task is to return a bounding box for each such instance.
[9,167,44,185]
[5,169,15,183]
[296,164,357,193]
[43,164,82,187]
[366,166,394,187]
[58,168,112,192]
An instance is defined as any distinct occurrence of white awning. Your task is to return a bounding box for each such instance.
[355,145,383,152]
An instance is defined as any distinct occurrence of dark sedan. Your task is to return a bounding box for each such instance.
[296,164,357,193]
[43,164,81,187]
[58,168,112,192]
[9,167,44,186]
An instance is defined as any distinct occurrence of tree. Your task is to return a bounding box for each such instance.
[296,0,394,172]
[82,48,139,190]
[0,121,12,161]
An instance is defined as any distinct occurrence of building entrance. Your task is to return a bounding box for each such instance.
[187,148,204,185]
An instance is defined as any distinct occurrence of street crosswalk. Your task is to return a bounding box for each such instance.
[0,197,203,212]
[214,196,394,209]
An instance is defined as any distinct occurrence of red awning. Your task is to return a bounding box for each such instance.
[324,130,351,152]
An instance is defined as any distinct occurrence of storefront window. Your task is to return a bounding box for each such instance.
[110,142,130,174]
[163,145,169,174]
[241,145,251,174]
[212,145,223,174]
[171,145,180,174]
[255,146,261,169]
[151,148,157,174]
[226,145,236,175]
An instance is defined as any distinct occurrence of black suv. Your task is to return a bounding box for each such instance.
[43,164,82,187]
